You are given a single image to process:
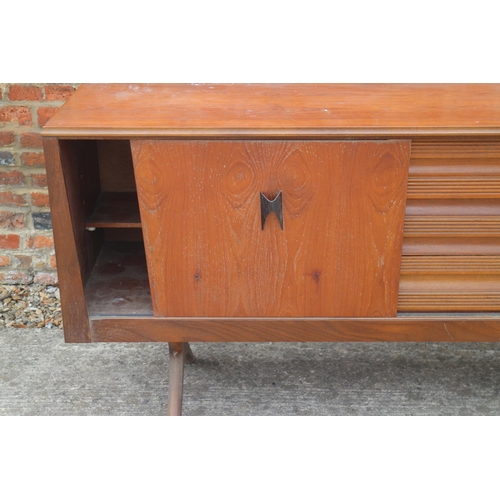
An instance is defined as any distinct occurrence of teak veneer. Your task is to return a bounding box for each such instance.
[42,84,500,415]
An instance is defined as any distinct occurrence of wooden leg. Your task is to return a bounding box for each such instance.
[167,342,195,416]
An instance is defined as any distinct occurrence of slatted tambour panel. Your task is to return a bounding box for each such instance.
[400,139,500,312]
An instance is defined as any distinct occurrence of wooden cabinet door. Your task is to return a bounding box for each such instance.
[131,141,410,317]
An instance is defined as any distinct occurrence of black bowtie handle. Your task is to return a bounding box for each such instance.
[260,191,284,230]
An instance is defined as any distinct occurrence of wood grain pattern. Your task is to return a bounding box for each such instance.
[41,84,500,138]
[89,316,500,343]
[132,140,410,317]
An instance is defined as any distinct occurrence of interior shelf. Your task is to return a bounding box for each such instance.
[85,241,153,317]
[86,192,141,228]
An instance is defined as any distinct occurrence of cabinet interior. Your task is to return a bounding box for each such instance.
[70,139,152,317]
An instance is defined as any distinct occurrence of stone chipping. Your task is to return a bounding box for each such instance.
[0,283,62,329]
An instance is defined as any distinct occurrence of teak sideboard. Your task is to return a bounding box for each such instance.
[42,84,500,415]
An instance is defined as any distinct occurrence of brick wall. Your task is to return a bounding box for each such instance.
[0,84,81,285]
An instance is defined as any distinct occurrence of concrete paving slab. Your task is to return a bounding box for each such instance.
[1,327,500,415]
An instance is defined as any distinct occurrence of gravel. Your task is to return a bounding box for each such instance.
[0,284,62,329]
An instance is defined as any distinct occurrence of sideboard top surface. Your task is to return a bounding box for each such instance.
[41,84,500,138]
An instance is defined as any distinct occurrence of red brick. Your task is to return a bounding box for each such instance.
[0,255,10,267]
[31,192,50,207]
[26,235,53,249]
[21,152,45,167]
[44,85,75,102]
[0,106,32,125]
[13,254,32,268]
[34,272,58,285]
[37,107,58,126]
[31,173,47,188]
[0,235,20,249]
[49,253,57,269]
[9,85,43,101]
[0,131,15,146]
[0,271,31,284]
[0,171,25,186]
[0,211,25,229]
[20,133,43,148]
[0,191,26,206]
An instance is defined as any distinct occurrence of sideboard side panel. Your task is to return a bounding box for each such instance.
[43,138,94,342]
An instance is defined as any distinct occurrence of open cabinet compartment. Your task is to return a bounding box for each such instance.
[56,139,153,320]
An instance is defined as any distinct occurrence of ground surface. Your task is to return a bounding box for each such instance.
[1,327,500,415]
[0,284,61,329]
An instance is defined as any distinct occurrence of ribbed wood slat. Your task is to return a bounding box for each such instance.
[400,295,500,303]
[402,237,500,255]
[408,142,500,198]
[398,294,500,312]
[402,198,500,256]
[405,199,500,216]
[408,176,500,198]
[401,255,500,274]
[411,140,500,159]
[404,216,500,237]
[399,274,500,311]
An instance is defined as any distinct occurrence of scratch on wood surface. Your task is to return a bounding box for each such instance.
[443,323,454,340]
